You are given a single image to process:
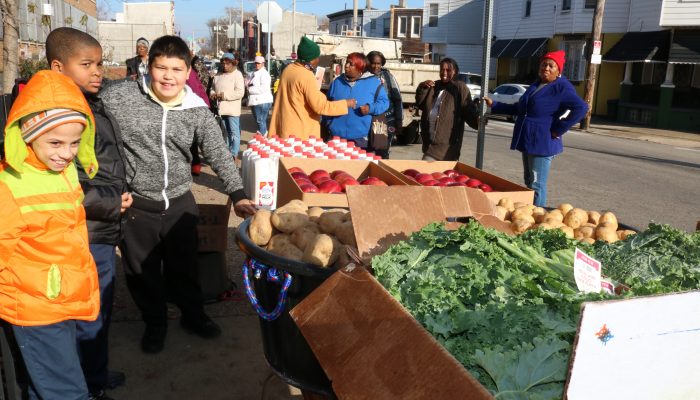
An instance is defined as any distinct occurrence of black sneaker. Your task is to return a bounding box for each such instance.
[141,324,167,354]
[106,370,126,390]
[88,390,114,400]
[180,316,221,338]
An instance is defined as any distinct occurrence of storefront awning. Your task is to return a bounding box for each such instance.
[603,30,670,63]
[491,38,549,59]
[669,29,700,64]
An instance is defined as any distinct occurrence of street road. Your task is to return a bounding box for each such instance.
[390,120,700,232]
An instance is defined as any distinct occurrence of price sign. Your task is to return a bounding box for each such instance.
[593,40,602,55]
[574,248,602,293]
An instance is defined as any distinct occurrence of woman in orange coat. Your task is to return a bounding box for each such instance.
[0,70,100,399]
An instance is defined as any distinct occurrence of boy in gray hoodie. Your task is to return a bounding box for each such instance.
[101,35,256,354]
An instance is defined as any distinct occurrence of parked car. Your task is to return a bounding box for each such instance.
[487,83,529,121]
[455,72,482,100]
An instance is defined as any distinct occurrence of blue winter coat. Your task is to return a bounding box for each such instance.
[492,76,588,156]
[323,73,390,140]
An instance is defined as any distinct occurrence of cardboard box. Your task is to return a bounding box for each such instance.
[277,158,407,208]
[379,159,534,206]
[286,187,509,398]
[289,265,494,400]
[565,291,700,399]
[196,199,232,252]
[345,185,512,262]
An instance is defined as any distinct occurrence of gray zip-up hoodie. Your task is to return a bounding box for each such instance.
[101,79,245,207]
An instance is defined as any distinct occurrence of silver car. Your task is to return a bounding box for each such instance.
[488,83,529,121]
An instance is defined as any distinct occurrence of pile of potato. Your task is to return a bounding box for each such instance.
[247,200,357,268]
[495,198,636,244]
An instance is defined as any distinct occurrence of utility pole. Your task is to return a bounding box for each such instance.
[228,9,232,50]
[352,0,358,36]
[241,0,244,53]
[581,0,605,130]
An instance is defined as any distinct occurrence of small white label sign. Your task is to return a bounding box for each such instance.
[574,248,602,293]
[591,54,602,64]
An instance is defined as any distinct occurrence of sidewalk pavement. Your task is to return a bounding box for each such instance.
[106,110,697,400]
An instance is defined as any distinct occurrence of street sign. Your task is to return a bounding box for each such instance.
[257,1,283,26]
[593,40,602,55]
[227,23,244,39]
[261,23,278,33]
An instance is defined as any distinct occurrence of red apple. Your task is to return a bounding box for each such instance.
[288,167,306,174]
[309,169,330,181]
[422,180,439,186]
[311,176,331,186]
[333,172,354,183]
[443,169,459,178]
[299,183,319,193]
[331,170,350,179]
[294,178,313,186]
[360,177,388,186]
[453,174,470,183]
[402,169,420,178]
[448,182,467,187]
[438,177,456,185]
[465,178,482,188]
[290,171,309,180]
[431,172,446,180]
[318,180,343,193]
[403,175,418,183]
[415,173,434,184]
[339,178,360,191]
[479,183,493,192]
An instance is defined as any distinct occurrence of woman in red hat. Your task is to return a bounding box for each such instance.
[484,50,588,206]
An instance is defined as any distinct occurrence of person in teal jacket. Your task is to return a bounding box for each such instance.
[484,50,588,207]
[323,52,389,148]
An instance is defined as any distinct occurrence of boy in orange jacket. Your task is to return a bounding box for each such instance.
[0,70,100,399]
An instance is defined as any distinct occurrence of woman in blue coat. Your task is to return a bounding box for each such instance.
[323,52,389,149]
[484,50,588,206]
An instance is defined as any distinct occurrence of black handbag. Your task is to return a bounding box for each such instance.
[368,84,389,150]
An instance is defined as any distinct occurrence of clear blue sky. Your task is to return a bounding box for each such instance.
[101,0,423,39]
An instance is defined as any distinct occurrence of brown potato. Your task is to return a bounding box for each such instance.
[575,226,595,240]
[560,226,575,238]
[498,197,515,212]
[291,223,321,251]
[588,211,601,225]
[495,205,510,221]
[557,203,574,216]
[599,212,618,231]
[581,237,595,245]
[564,210,586,229]
[271,201,310,233]
[511,218,533,234]
[307,207,324,221]
[318,209,350,235]
[267,234,304,261]
[335,220,357,247]
[596,226,619,243]
[532,207,546,223]
[545,209,564,222]
[248,209,274,246]
[510,208,533,221]
[302,234,336,267]
[618,229,636,240]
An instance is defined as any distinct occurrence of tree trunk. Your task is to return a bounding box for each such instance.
[2,0,20,93]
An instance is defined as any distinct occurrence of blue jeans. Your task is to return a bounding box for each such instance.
[13,321,89,399]
[521,153,554,207]
[222,115,240,158]
[77,244,116,393]
[251,103,272,135]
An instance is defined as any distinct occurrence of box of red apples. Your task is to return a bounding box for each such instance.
[277,158,407,208]
[379,160,534,205]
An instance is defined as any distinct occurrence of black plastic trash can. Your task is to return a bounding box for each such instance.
[236,219,336,398]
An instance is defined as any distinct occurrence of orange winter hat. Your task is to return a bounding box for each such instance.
[20,109,88,143]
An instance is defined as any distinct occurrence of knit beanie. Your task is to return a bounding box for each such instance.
[297,36,320,63]
[542,50,565,72]
[20,109,88,143]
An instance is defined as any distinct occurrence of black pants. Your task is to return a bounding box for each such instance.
[120,192,206,327]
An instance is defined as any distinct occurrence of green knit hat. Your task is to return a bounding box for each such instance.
[297,36,320,62]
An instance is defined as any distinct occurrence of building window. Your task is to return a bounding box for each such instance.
[524,0,532,17]
[397,16,408,37]
[383,17,390,36]
[561,41,586,81]
[509,59,519,76]
[428,3,438,27]
[562,0,571,11]
[642,63,666,85]
[370,18,376,31]
[584,0,596,9]
[411,16,421,38]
